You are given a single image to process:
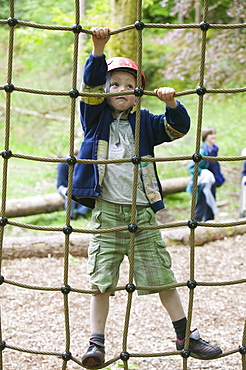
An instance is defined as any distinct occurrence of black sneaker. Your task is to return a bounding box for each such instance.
[176,328,222,360]
[82,340,105,368]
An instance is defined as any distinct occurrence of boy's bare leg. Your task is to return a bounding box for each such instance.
[90,289,184,334]
[90,291,111,334]
[159,289,185,322]
[82,292,110,366]
[159,288,222,359]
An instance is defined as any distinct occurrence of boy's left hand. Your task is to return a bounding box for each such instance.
[91,27,111,56]
[155,87,177,109]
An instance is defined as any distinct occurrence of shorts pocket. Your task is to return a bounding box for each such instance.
[144,207,157,225]
[90,210,102,230]
[87,243,100,275]
[154,239,172,269]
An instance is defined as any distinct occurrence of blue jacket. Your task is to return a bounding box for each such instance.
[242,161,246,178]
[57,162,69,189]
[204,143,225,187]
[187,141,225,195]
[72,54,190,212]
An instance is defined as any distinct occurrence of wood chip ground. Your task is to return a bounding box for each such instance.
[1,233,246,369]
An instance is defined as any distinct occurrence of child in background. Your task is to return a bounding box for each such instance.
[187,127,225,222]
[239,147,246,217]
[57,149,90,219]
[71,27,222,367]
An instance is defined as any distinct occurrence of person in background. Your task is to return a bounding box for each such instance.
[241,148,246,180]
[187,127,225,222]
[57,150,90,219]
[239,148,246,218]
[72,27,222,368]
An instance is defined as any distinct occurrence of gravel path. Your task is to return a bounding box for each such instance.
[1,233,246,370]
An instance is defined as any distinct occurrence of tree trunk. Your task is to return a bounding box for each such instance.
[161,177,189,195]
[78,0,87,90]
[195,0,200,24]
[3,193,64,218]
[2,233,89,259]
[109,0,138,60]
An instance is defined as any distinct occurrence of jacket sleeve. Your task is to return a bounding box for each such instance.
[83,53,107,86]
[149,101,191,145]
[80,53,108,132]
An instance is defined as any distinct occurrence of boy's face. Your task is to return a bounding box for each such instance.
[109,71,136,112]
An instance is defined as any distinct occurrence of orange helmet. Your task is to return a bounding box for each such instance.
[106,57,146,89]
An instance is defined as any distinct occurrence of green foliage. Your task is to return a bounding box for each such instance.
[85,0,111,23]
[79,0,112,62]
[12,29,73,86]
[143,0,175,23]
[1,0,244,92]
[156,27,246,90]
[0,0,113,91]
[0,0,9,18]
[141,0,245,89]
[14,0,74,24]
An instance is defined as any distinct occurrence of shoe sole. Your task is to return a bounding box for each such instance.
[82,356,104,368]
[189,349,222,360]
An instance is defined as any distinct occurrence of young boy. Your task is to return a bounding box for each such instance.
[71,27,222,367]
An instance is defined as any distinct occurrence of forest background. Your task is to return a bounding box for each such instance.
[0,0,245,233]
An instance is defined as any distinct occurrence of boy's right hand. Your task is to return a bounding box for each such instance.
[91,27,111,56]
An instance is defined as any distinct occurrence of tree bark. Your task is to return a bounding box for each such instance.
[109,0,138,60]
[2,233,89,259]
[78,0,87,90]
[3,193,64,218]
[195,0,200,24]
[161,177,189,195]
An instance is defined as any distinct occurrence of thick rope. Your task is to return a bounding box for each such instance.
[0,0,246,369]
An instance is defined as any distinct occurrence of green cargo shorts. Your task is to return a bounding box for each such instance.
[88,200,177,295]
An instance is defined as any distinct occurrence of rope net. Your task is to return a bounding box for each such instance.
[0,0,246,369]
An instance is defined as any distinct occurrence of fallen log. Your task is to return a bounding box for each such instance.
[161,222,246,246]
[3,193,64,218]
[161,177,189,195]
[2,177,190,218]
[2,221,246,259]
[3,233,90,259]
